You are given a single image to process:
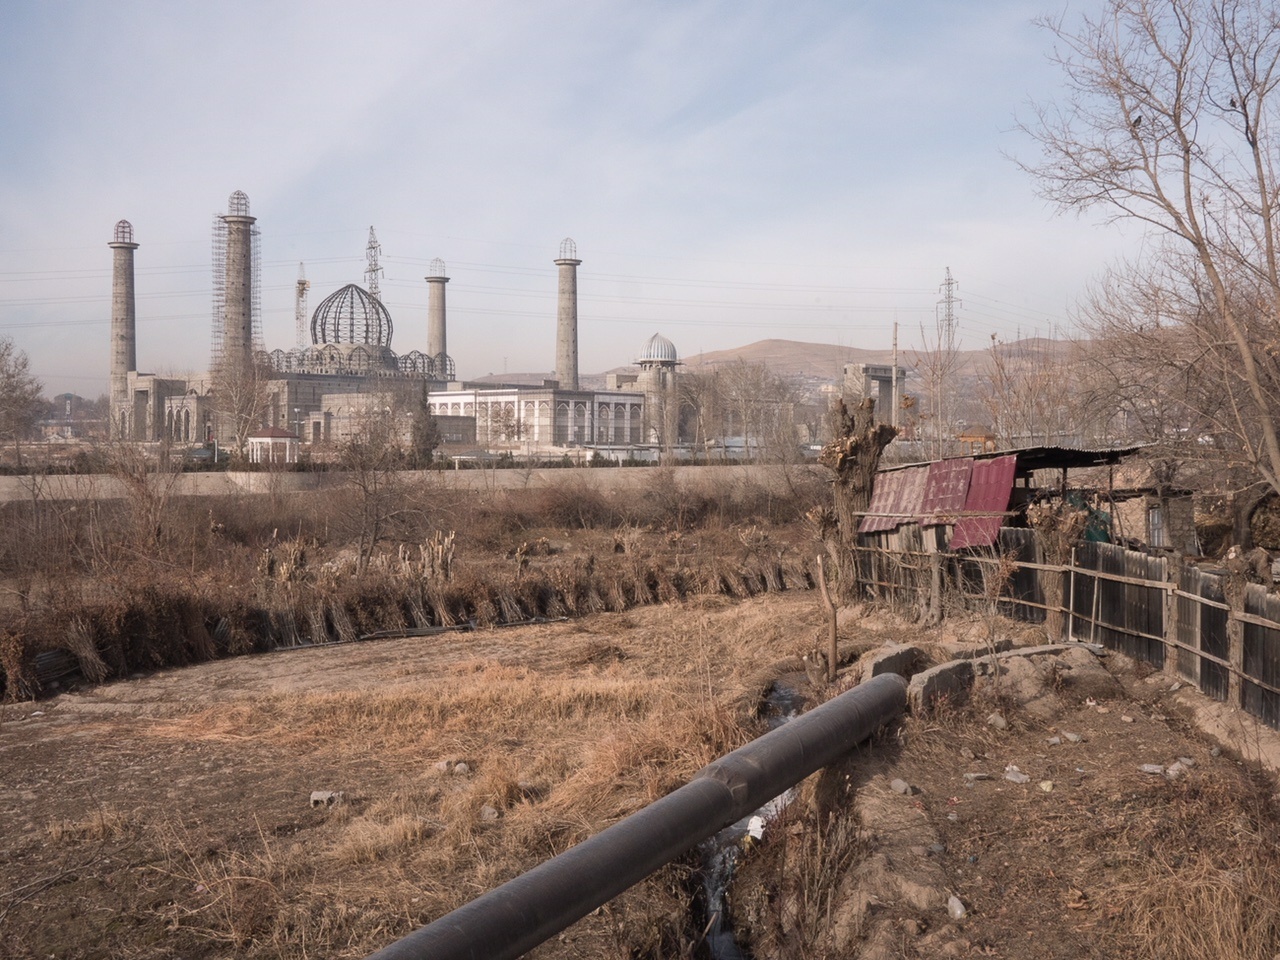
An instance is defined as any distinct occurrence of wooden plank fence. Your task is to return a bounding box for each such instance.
[852,529,1280,732]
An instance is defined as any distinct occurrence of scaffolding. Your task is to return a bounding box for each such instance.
[209,195,263,368]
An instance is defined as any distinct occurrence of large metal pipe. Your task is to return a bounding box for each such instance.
[366,672,908,960]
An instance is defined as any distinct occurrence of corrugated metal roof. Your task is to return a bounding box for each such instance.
[859,465,930,533]
[859,469,904,533]
[879,443,1148,475]
[950,454,1017,550]
[920,458,973,526]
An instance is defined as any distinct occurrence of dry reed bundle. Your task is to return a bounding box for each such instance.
[303,603,329,644]
[65,616,109,682]
[328,602,358,644]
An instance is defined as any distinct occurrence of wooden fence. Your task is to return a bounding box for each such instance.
[853,530,1280,731]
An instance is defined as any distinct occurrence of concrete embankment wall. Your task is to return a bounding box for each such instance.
[0,464,827,503]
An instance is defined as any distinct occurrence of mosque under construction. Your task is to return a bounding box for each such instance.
[108,191,681,459]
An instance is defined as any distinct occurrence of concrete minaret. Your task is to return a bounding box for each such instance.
[220,190,256,375]
[108,220,139,439]
[554,237,581,391]
[426,258,449,361]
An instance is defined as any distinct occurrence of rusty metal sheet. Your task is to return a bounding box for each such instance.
[896,466,929,529]
[919,458,973,526]
[859,468,905,533]
[860,465,930,534]
[950,455,1017,550]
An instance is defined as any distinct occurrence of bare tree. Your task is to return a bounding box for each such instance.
[0,337,44,466]
[212,351,273,462]
[1020,0,1280,495]
[910,287,962,459]
[979,335,1082,447]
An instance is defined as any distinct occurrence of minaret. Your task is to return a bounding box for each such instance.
[220,190,256,376]
[108,220,138,439]
[426,258,449,370]
[554,237,581,391]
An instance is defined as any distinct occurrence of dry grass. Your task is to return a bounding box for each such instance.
[45,805,135,844]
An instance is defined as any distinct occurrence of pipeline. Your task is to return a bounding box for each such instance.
[366,671,908,960]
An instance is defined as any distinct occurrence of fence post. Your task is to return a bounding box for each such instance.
[1067,546,1076,642]
[1162,554,1180,679]
[1224,573,1246,708]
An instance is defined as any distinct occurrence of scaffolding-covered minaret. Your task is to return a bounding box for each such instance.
[554,237,581,391]
[108,219,138,440]
[211,190,260,371]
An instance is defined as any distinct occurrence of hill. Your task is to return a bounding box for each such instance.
[472,337,1074,388]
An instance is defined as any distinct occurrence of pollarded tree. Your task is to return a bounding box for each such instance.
[1021,0,1280,497]
[0,337,44,466]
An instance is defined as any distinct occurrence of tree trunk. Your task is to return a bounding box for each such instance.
[816,398,897,603]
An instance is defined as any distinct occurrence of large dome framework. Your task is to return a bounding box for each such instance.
[311,283,393,348]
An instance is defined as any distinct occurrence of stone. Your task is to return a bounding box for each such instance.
[452,762,471,776]
[863,643,924,681]
[929,843,947,855]
[1064,732,1083,744]
[1210,746,1222,757]
[986,713,1008,731]
[479,805,500,821]
[890,778,917,796]
[1121,715,1134,723]
[1004,765,1031,784]
[1096,706,1111,714]
[960,747,976,760]
[1177,756,1196,768]
[1139,764,1165,775]
[309,790,344,808]
[947,895,967,920]
[907,660,975,714]
[963,772,992,782]
[1046,736,1062,746]
[1170,682,1182,692]
[939,637,1013,660]
[433,760,452,774]
[1165,761,1187,780]
[1038,781,1054,792]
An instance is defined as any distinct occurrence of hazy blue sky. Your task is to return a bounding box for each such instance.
[0,0,1132,397]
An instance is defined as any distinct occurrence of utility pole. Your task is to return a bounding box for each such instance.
[891,320,899,429]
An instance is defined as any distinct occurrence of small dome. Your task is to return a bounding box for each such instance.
[311,283,393,348]
[637,332,678,364]
[112,220,134,243]
[227,190,250,216]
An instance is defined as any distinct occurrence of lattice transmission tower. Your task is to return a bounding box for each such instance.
[365,226,383,301]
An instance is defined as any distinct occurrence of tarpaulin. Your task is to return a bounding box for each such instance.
[949,455,1017,550]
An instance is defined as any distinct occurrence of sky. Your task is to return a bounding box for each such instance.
[0,0,1135,398]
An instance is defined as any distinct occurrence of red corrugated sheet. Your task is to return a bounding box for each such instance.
[919,458,973,526]
[858,465,929,534]
[949,455,1017,549]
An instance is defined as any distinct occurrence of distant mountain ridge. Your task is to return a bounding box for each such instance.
[470,337,1071,386]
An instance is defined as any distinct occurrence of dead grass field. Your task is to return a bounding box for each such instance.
[2,469,1278,958]
[3,587,1279,960]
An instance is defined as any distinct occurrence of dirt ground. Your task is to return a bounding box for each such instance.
[2,590,1278,960]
